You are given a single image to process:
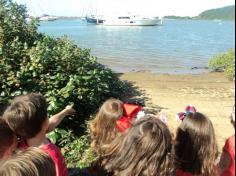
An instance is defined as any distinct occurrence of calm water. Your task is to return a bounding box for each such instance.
[39,19,235,74]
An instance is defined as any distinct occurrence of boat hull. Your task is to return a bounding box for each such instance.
[86,17,104,24]
[103,19,161,26]
[39,16,57,21]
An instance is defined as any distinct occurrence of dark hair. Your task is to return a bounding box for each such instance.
[231,105,235,128]
[0,103,8,116]
[101,117,174,176]
[0,147,56,176]
[0,118,15,158]
[90,98,123,155]
[174,112,218,176]
[3,93,48,138]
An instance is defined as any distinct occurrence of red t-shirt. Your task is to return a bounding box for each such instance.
[20,139,68,176]
[221,135,235,176]
[176,169,193,176]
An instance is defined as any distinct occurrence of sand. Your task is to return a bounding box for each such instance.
[120,72,235,149]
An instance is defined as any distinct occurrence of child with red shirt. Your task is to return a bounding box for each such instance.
[3,93,74,176]
[218,105,235,176]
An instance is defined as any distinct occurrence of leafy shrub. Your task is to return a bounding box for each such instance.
[0,0,136,168]
[209,49,235,80]
[0,0,127,132]
[47,129,95,168]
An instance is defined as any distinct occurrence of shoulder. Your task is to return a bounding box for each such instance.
[41,142,63,159]
[224,135,235,154]
[41,142,69,176]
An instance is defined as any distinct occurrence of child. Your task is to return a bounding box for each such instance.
[3,93,72,176]
[90,98,142,155]
[100,117,174,176]
[174,110,218,176]
[0,147,56,176]
[218,105,235,176]
[0,118,18,160]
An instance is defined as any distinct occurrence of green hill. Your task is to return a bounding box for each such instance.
[163,16,192,20]
[197,5,235,20]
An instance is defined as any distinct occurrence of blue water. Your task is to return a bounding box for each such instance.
[39,19,235,74]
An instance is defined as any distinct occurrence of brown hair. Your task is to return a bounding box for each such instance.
[0,118,15,159]
[90,98,124,155]
[100,117,174,176]
[3,93,48,138]
[0,147,56,176]
[231,105,235,128]
[174,112,218,176]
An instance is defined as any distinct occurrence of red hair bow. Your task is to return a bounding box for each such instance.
[116,103,142,133]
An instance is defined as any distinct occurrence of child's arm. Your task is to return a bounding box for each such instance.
[47,105,76,133]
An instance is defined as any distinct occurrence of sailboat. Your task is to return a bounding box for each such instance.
[84,0,105,24]
[85,15,105,24]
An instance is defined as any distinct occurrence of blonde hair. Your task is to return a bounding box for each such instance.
[101,117,174,176]
[90,98,124,155]
[0,147,56,176]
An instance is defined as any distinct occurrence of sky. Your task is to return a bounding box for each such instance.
[14,0,235,17]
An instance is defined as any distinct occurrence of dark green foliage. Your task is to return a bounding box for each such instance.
[163,16,192,20]
[0,0,134,168]
[209,49,235,80]
[0,0,127,131]
[47,129,95,168]
[197,5,235,21]
[164,6,235,21]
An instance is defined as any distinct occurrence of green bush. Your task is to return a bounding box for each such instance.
[47,129,95,169]
[0,0,127,130]
[209,49,235,80]
[0,0,133,168]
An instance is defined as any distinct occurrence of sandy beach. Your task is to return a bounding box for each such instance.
[121,72,235,149]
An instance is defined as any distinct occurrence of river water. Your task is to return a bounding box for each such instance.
[39,19,235,74]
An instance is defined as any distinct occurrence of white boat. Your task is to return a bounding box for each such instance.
[39,14,58,22]
[103,15,162,26]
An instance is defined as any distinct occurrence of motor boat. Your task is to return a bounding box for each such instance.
[103,15,162,26]
[39,14,58,22]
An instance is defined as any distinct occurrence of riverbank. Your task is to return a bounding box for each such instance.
[120,72,235,149]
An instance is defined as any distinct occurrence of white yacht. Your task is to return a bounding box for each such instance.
[103,15,162,26]
[39,14,58,22]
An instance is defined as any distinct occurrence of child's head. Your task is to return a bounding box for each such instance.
[3,93,48,138]
[90,98,123,154]
[101,117,173,176]
[0,147,56,176]
[174,112,218,175]
[0,118,17,160]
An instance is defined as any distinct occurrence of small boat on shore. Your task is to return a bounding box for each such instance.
[103,15,162,26]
